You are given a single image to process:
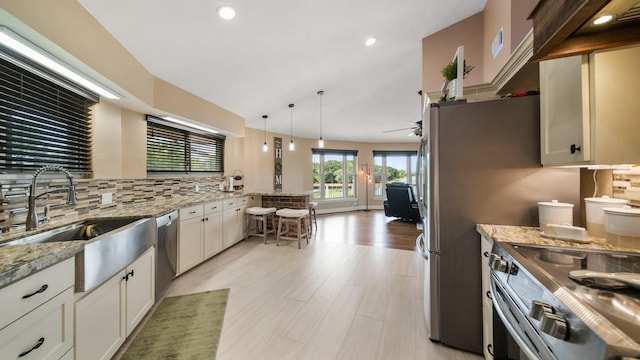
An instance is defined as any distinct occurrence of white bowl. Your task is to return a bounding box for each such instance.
[538,200,574,232]
[603,206,640,249]
[584,196,628,238]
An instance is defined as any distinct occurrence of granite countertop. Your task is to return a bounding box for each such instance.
[477,224,640,254]
[0,190,290,289]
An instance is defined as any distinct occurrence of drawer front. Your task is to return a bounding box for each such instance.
[204,200,222,214]
[179,204,204,220]
[223,198,238,210]
[0,257,74,330]
[0,287,73,360]
[237,196,249,207]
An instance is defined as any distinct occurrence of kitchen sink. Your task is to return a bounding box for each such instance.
[2,217,157,293]
[1,217,146,245]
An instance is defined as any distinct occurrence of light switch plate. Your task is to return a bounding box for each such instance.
[101,192,112,205]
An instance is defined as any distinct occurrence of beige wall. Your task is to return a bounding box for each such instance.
[422,0,535,97]
[422,13,484,95]
[92,101,123,179]
[121,109,147,179]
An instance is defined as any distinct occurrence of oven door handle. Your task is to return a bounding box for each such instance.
[490,276,547,360]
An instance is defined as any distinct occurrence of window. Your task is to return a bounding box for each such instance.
[0,54,96,172]
[146,116,225,173]
[373,150,417,197]
[312,148,357,200]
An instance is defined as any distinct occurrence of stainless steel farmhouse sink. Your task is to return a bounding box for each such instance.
[2,217,157,293]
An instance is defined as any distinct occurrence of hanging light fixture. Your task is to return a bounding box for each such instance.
[317,90,325,148]
[288,103,295,151]
[262,115,268,152]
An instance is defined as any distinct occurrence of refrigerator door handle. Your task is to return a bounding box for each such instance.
[416,139,425,218]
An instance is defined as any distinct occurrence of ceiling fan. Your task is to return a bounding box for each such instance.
[382,121,422,137]
[383,90,423,137]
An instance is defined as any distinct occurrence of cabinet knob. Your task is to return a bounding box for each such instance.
[570,144,581,154]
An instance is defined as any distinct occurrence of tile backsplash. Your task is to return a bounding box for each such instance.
[0,175,226,233]
[613,165,640,207]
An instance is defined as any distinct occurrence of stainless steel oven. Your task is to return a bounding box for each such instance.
[489,242,640,360]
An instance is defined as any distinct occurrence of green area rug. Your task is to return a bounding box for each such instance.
[121,289,229,360]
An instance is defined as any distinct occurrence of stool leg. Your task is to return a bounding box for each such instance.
[296,217,301,249]
[261,214,267,244]
[276,217,283,246]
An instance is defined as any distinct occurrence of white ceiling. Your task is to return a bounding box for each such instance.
[78,0,486,143]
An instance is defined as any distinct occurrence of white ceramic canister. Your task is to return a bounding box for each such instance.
[603,206,640,249]
[584,196,628,238]
[538,200,574,232]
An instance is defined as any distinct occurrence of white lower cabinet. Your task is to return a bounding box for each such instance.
[75,247,155,360]
[222,196,249,249]
[480,235,494,359]
[0,257,74,360]
[204,201,223,259]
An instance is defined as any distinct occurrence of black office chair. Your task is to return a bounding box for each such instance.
[383,182,421,223]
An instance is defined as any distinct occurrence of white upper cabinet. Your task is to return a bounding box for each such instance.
[540,45,640,166]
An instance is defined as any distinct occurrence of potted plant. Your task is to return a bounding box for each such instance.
[440,58,474,101]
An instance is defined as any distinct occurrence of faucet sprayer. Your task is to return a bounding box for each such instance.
[25,165,78,231]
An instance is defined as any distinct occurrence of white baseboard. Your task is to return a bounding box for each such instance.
[315,205,383,215]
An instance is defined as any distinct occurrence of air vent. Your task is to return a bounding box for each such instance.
[617,3,640,23]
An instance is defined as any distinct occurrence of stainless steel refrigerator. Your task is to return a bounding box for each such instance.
[415,95,580,354]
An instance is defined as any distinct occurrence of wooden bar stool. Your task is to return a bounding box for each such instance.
[276,208,310,249]
[246,207,277,244]
[308,201,318,233]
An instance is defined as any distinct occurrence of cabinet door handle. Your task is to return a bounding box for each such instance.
[18,337,45,357]
[123,269,135,281]
[487,344,494,357]
[22,284,48,299]
[570,144,581,154]
[486,290,492,300]
[189,211,197,214]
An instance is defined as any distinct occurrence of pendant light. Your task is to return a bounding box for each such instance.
[317,90,325,148]
[262,115,268,152]
[288,103,295,151]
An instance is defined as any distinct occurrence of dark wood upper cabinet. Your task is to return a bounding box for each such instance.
[529,0,640,61]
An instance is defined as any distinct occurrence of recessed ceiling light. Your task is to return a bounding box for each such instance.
[365,38,376,46]
[217,6,236,20]
[593,15,614,25]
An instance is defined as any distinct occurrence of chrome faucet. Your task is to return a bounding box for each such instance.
[25,165,78,231]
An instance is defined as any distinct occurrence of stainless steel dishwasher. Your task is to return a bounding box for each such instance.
[155,210,178,299]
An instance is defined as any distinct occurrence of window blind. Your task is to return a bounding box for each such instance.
[0,57,95,172]
[373,150,417,157]
[311,148,358,156]
[146,118,224,173]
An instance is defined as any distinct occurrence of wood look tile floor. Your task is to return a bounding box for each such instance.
[151,210,481,359]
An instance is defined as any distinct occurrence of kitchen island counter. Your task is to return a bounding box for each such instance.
[477,224,640,254]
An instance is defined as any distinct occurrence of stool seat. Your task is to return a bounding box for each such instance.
[246,207,277,215]
[276,208,310,249]
[276,208,308,218]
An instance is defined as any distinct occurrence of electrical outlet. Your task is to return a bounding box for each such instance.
[195,184,200,192]
[101,192,112,205]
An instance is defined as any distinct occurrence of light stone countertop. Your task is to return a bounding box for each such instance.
[0,190,307,289]
[476,224,640,254]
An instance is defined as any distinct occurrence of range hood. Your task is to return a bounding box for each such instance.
[529,0,640,61]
